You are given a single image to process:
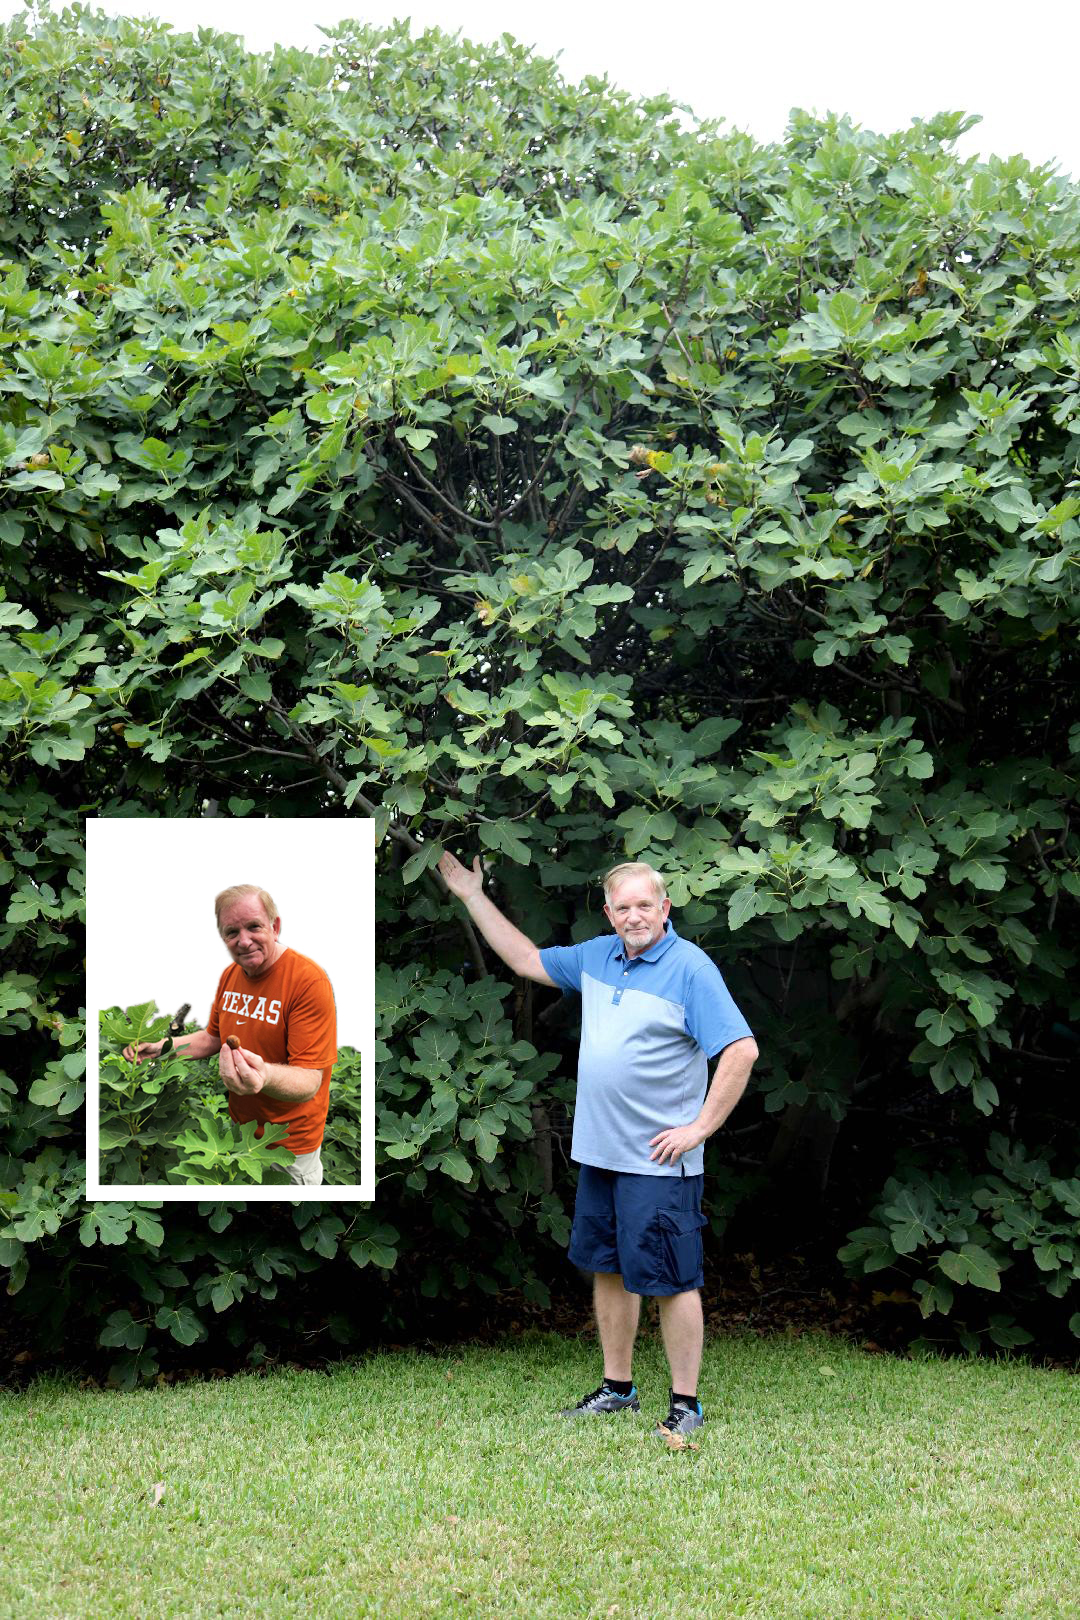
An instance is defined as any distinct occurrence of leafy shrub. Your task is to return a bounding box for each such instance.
[98,1004,294,1185]
[839,1135,1080,1353]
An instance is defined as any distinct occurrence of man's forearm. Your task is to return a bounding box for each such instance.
[259,1063,322,1102]
[694,1038,758,1138]
[461,890,540,977]
[170,1029,221,1060]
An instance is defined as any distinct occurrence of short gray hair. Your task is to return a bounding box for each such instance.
[214,884,279,932]
[602,862,668,904]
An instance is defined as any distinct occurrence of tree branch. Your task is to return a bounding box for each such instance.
[262,691,489,973]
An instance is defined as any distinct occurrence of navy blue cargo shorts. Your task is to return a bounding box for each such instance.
[568,1163,708,1297]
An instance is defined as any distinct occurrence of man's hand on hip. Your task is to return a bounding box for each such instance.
[649,1123,706,1166]
[220,1041,266,1096]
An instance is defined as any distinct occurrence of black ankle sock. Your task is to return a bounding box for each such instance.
[672,1390,699,1408]
[603,1377,633,1395]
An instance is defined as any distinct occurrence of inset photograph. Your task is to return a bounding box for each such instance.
[86,817,374,1200]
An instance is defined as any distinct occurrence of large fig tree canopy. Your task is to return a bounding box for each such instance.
[1,6,1077,1375]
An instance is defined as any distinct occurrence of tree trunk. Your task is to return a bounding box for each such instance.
[763,971,888,1218]
[514,974,554,1193]
[764,1095,842,1198]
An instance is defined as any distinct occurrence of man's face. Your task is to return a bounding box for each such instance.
[603,877,670,958]
[218,895,281,980]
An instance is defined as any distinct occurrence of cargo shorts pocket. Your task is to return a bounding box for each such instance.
[656,1208,708,1292]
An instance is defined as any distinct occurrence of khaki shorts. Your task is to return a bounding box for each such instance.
[286,1147,323,1186]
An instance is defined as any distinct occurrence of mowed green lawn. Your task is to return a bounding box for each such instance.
[2,1333,1077,1620]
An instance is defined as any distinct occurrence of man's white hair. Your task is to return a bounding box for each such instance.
[602,862,668,904]
[214,884,279,933]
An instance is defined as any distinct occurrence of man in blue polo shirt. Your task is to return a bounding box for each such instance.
[437,852,759,1437]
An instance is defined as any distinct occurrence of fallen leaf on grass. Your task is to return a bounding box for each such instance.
[151,1482,165,1506]
[818,1365,836,1377]
[657,1425,700,1452]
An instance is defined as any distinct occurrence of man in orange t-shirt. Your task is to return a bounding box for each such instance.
[124,884,337,1185]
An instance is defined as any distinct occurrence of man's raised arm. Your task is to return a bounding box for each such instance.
[438,851,556,986]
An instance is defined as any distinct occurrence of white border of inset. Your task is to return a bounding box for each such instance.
[85,816,375,1201]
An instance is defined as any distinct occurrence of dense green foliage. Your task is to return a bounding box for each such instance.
[99,1005,296,1185]
[1,6,1078,1376]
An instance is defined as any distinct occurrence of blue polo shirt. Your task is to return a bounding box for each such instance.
[538,922,754,1177]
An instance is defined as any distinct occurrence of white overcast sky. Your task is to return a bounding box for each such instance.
[5,0,1080,178]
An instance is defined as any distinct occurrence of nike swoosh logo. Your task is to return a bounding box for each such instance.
[234,1022,247,1027]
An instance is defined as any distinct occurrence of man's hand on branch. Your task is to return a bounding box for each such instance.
[438,850,485,903]
[123,1040,162,1064]
[220,1041,266,1096]
[436,849,554,985]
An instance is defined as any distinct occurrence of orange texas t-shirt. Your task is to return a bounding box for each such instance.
[206,947,337,1156]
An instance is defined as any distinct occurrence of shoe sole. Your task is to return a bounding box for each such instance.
[559,1402,641,1417]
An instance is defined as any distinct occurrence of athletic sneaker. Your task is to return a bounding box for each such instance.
[655,1394,705,1436]
[559,1382,640,1417]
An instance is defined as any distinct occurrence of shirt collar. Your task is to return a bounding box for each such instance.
[614,920,679,965]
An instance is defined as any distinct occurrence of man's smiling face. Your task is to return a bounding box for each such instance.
[603,875,670,959]
[218,895,282,980]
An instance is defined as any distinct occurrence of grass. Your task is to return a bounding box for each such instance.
[2,1332,1078,1619]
